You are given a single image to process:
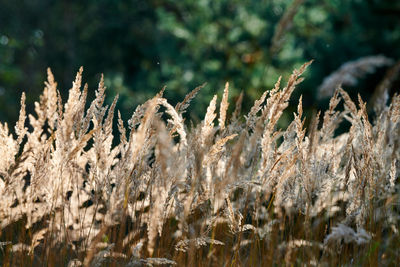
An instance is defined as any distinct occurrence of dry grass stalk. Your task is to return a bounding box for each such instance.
[270,0,304,55]
[318,55,394,99]
[218,82,230,131]
[0,63,399,266]
[370,60,400,115]
[175,83,206,115]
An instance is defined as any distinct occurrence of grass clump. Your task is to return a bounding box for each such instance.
[0,62,399,266]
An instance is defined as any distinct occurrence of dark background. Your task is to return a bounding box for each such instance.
[1,0,399,127]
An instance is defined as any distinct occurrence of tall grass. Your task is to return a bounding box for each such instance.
[0,62,399,266]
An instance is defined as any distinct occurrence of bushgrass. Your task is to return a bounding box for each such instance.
[0,62,399,266]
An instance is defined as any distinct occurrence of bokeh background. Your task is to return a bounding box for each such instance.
[1,0,399,126]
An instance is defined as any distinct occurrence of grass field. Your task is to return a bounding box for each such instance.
[0,61,399,266]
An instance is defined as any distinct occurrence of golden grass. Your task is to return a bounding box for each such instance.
[0,62,399,266]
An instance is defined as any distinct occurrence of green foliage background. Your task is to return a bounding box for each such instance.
[1,0,399,124]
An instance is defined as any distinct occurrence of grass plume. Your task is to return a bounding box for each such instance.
[0,63,399,266]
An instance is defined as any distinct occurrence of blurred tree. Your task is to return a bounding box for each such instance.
[0,0,160,122]
[0,0,399,125]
